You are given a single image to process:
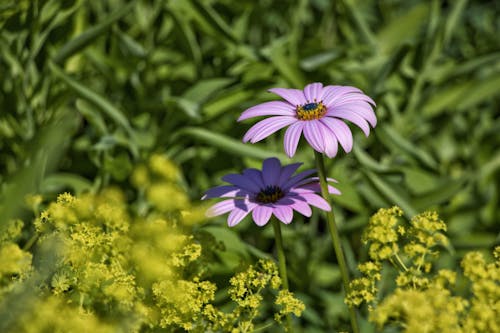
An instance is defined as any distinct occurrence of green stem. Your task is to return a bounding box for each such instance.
[314,151,359,333]
[272,218,293,332]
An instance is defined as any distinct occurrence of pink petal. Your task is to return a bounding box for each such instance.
[332,94,376,107]
[300,193,331,211]
[321,117,353,153]
[297,183,341,195]
[303,121,325,152]
[238,101,295,121]
[242,116,296,143]
[322,86,362,107]
[333,104,377,127]
[325,111,371,136]
[262,157,282,186]
[290,199,312,217]
[202,185,242,199]
[222,174,260,193]
[206,199,236,217]
[318,121,339,158]
[268,88,307,106]
[227,202,256,227]
[303,82,323,102]
[278,162,303,186]
[252,205,273,226]
[273,206,293,224]
[283,121,304,158]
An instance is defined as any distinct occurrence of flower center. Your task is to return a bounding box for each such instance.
[296,101,327,121]
[256,185,284,204]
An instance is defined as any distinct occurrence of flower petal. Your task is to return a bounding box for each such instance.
[252,205,273,226]
[303,121,325,152]
[283,121,304,158]
[318,121,339,158]
[282,169,317,190]
[332,94,376,107]
[268,88,307,106]
[278,162,302,186]
[243,168,265,188]
[262,157,282,186]
[202,185,242,199]
[322,86,362,107]
[300,193,331,211]
[303,82,323,102]
[325,111,371,136]
[238,101,295,121]
[242,116,296,143]
[290,199,312,217]
[206,199,236,217]
[321,117,353,153]
[273,205,293,224]
[228,202,257,227]
[296,183,341,195]
[222,174,260,193]
[333,104,377,127]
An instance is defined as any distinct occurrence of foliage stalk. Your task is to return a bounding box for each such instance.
[314,151,359,333]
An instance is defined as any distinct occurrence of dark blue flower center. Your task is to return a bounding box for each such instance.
[302,103,318,111]
[256,185,284,204]
[296,101,326,121]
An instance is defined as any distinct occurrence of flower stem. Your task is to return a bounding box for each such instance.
[272,218,293,332]
[314,151,359,333]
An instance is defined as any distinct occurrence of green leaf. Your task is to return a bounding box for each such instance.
[41,173,93,194]
[376,3,429,55]
[53,1,136,64]
[177,127,288,160]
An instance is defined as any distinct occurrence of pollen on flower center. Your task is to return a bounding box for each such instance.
[296,101,327,121]
[256,185,284,204]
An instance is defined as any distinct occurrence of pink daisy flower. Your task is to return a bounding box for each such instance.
[202,157,340,227]
[239,82,376,158]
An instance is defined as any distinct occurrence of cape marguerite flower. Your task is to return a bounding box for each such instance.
[202,157,340,227]
[239,82,376,157]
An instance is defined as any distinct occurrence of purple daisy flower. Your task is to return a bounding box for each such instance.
[202,157,340,227]
[239,82,376,158]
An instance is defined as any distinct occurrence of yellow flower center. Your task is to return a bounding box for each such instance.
[296,102,326,121]
[256,186,284,204]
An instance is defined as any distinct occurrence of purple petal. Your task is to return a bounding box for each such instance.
[333,104,377,127]
[228,202,257,227]
[303,83,323,102]
[268,88,307,106]
[332,94,376,107]
[273,205,293,224]
[252,205,273,226]
[202,185,242,199]
[300,193,331,211]
[322,86,362,107]
[206,199,236,217]
[262,157,282,186]
[290,199,312,217]
[243,168,265,188]
[242,116,296,143]
[297,183,341,195]
[318,121,339,158]
[238,101,295,121]
[283,121,304,158]
[222,174,260,193]
[325,111,371,137]
[303,121,325,152]
[278,162,302,186]
[321,117,353,153]
[282,169,317,190]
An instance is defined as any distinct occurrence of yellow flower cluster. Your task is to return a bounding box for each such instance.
[1,155,303,332]
[347,207,500,333]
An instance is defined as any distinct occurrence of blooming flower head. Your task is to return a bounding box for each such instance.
[202,158,340,227]
[239,82,376,158]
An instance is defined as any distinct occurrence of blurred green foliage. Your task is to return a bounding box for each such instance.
[1,0,499,331]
